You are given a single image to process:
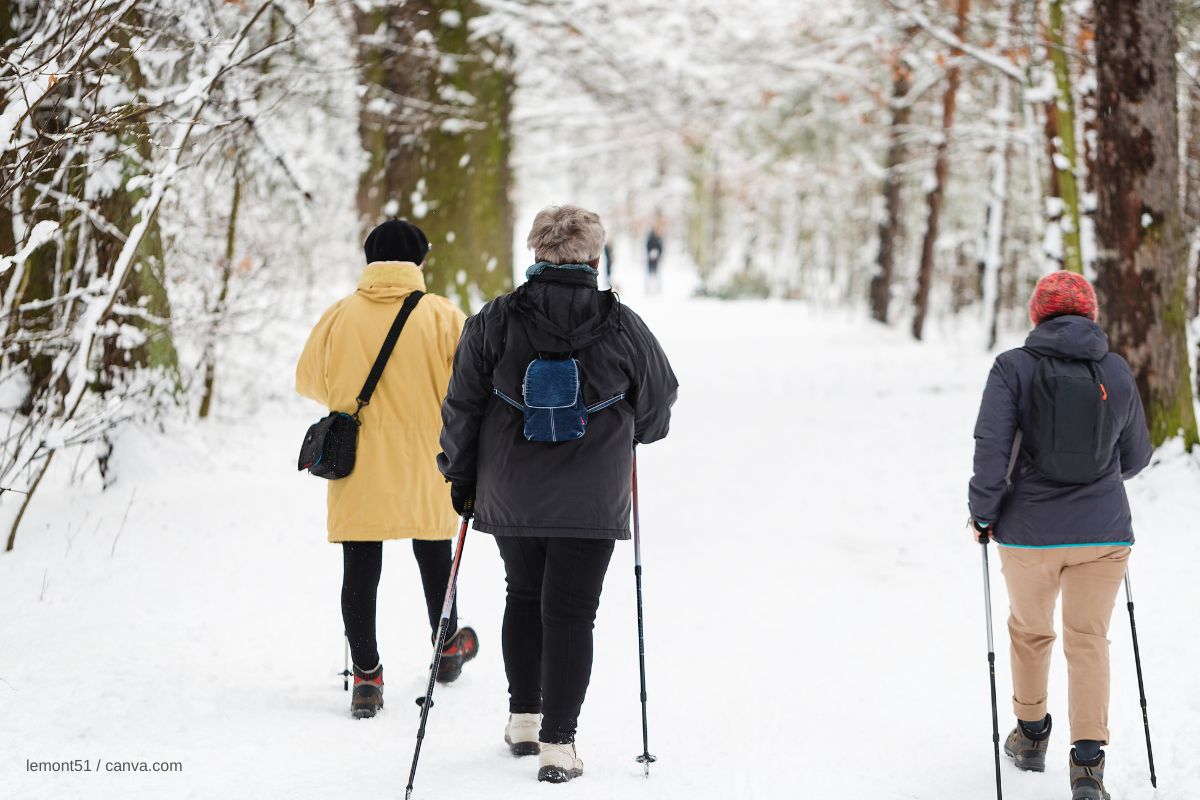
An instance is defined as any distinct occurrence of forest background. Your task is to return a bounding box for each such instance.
[3,0,1200,547]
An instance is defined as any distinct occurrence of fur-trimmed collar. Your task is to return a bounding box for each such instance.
[357,261,426,291]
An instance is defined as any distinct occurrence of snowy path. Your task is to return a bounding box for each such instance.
[2,297,1198,800]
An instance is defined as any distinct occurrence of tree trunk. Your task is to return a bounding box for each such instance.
[1078,2,1098,198]
[1046,0,1084,274]
[198,164,242,420]
[96,18,182,395]
[1183,52,1200,403]
[1093,0,1198,448]
[685,144,723,293]
[96,129,181,392]
[870,53,912,324]
[356,0,514,308]
[982,0,1017,349]
[911,0,969,341]
[1185,90,1200,318]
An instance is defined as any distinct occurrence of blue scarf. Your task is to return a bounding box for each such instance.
[525,261,599,280]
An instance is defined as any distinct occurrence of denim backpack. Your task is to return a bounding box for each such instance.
[494,354,624,442]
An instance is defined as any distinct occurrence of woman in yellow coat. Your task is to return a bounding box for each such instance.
[296,220,478,718]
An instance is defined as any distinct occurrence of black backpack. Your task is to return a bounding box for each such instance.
[1023,351,1118,485]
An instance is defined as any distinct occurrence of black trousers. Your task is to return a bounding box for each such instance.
[341,540,457,670]
[495,536,616,744]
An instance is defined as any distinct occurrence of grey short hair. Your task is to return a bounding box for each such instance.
[526,205,606,264]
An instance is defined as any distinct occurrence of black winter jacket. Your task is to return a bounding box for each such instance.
[438,269,678,539]
[968,315,1152,547]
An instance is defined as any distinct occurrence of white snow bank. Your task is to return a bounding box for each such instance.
[0,296,1195,799]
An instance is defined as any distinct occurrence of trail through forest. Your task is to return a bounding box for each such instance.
[2,276,1198,800]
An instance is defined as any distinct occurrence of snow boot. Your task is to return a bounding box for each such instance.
[1004,714,1052,772]
[436,626,479,684]
[504,713,541,757]
[537,742,584,783]
[351,662,383,719]
[1070,751,1111,800]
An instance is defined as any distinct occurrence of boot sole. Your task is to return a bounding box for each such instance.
[538,766,582,783]
[352,705,381,719]
[508,741,540,757]
[1003,747,1045,773]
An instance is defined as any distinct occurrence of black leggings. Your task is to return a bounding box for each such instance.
[495,536,616,744]
[341,540,457,670]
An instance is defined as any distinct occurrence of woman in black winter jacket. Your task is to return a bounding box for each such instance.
[968,271,1152,800]
[438,205,679,784]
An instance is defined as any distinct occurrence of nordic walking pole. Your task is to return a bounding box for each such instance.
[632,451,657,777]
[1124,567,1157,788]
[340,636,351,691]
[405,511,471,800]
[980,532,1003,800]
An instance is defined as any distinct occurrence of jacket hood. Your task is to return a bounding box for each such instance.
[1024,315,1109,361]
[512,268,621,352]
[356,261,426,302]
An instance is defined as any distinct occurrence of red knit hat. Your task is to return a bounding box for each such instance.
[1029,271,1098,326]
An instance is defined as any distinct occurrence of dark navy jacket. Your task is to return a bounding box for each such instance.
[968,316,1152,547]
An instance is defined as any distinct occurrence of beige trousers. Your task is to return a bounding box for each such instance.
[997,544,1130,744]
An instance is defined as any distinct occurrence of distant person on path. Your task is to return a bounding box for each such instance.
[296,220,479,719]
[645,226,663,294]
[438,205,678,783]
[968,271,1152,800]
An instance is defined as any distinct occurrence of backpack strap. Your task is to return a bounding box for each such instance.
[353,290,424,419]
[1001,345,1039,487]
[493,387,526,411]
[586,393,625,414]
[1005,429,1023,487]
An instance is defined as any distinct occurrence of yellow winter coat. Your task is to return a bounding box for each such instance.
[295,261,466,542]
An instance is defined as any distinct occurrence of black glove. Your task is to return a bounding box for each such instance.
[451,483,475,518]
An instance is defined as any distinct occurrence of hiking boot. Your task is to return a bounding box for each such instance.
[1003,714,1052,772]
[504,713,541,757]
[436,626,479,684]
[1070,751,1111,800]
[537,742,584,783]
[351,662,383,719]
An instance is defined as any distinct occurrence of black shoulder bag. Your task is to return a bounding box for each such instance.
[297,291,424,479]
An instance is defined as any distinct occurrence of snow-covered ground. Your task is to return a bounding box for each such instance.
[2,268,1198,799]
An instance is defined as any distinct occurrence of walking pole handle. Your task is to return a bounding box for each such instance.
[979,532,1003,800]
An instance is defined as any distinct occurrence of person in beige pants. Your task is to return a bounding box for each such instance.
[1000,545,1130,745]
[967,273,1152,800]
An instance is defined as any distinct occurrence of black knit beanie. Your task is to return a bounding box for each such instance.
[363,220,431,265]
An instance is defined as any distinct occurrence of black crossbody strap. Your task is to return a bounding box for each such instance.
[354,290,424,417]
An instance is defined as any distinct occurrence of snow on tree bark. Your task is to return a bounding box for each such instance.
[982,0,1018,349]
[1093,0,1198,448]
[355,0,514,308]
[871,50,912,325]
[1046,0,1084,274]
[911,0,970,341]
